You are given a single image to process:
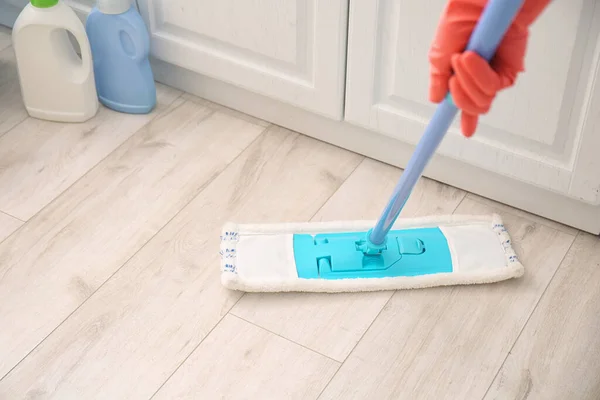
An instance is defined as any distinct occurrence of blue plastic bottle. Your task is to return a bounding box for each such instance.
[85,0,156,114]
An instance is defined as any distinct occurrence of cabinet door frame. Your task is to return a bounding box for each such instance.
[344,0,600,205]
[568,7,600,204]
[136,0,349,120]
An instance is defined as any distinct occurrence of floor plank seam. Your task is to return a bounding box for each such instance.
[450,190,468,215]
[0,45,28,140]
[0,211,24,247]
[315,290,396,399]
[0,210,24,223]
[0,232,17,248]
[479,231,580,400]
[0,114,268,384]
[0,91,187,226]
[229,313,342,364]
[0,115,27,141]
[147,294,248,400]
[305,156,366,221]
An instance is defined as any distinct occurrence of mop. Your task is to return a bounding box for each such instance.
[220,0,526,293]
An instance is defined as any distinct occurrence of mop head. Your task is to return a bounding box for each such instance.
[219,214,523,293]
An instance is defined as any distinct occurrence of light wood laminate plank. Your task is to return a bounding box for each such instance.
[0,127,363,399]
[0,211,21,243]
[0,83,181,220]
[182,92,270,128]
[466,193,578,236]
[154,314,340,400]
[484,232,600,400]
[0,98,266,379]
[231,158,466,361]
[0,45,27,136]
[318,198,576,400]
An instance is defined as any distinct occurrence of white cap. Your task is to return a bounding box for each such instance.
[97,0,131,14]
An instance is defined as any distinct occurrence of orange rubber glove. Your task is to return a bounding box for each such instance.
[428,0,551,137]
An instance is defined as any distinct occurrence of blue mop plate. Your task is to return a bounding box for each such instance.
[219,214,524,293]
[293,227,453,279]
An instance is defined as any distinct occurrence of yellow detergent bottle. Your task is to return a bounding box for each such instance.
[12,0,99,122]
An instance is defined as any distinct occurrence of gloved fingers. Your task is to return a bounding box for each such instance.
[492,28,528,88]
[461,112,479,137]
[511,0,551,36]
[428,22,473,102]
[424,0,552,138]
[429,73,451,103]
[457,51,501,96]
[429,47,454,103]
[448,75,489,115]
[450,53,496,111]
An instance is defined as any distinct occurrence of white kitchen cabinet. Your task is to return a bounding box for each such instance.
[2,0,599,232]
[345,0,600,206]
[136,0,349,119]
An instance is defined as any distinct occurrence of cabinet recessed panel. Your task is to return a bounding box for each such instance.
[345,0,600,204]
[159,0,300,67]
[138,0,348,119]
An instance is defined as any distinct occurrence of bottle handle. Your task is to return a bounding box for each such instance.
[69,27,93,77]
[121,23,151,63]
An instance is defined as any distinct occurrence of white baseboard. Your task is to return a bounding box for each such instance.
[151,58,600,234]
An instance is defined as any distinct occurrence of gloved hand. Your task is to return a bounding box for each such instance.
[428,0,551,137]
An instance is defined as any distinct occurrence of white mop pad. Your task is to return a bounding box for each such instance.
[219,213,523,293]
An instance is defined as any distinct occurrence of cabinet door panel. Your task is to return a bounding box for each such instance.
[345,0,600,204]
[137,0,348,119]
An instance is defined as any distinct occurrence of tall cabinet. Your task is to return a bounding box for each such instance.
[2,0,599,233]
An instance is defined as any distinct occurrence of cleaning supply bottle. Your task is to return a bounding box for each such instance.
[85,0,156,114]
[11,0,99,122]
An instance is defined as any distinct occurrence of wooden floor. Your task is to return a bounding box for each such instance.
[1,26,599,400]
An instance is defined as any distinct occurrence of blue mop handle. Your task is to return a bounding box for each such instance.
[368,0,525,246]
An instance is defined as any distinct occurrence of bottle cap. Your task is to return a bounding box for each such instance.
[97,0,131,14]
[31,0,58,7]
